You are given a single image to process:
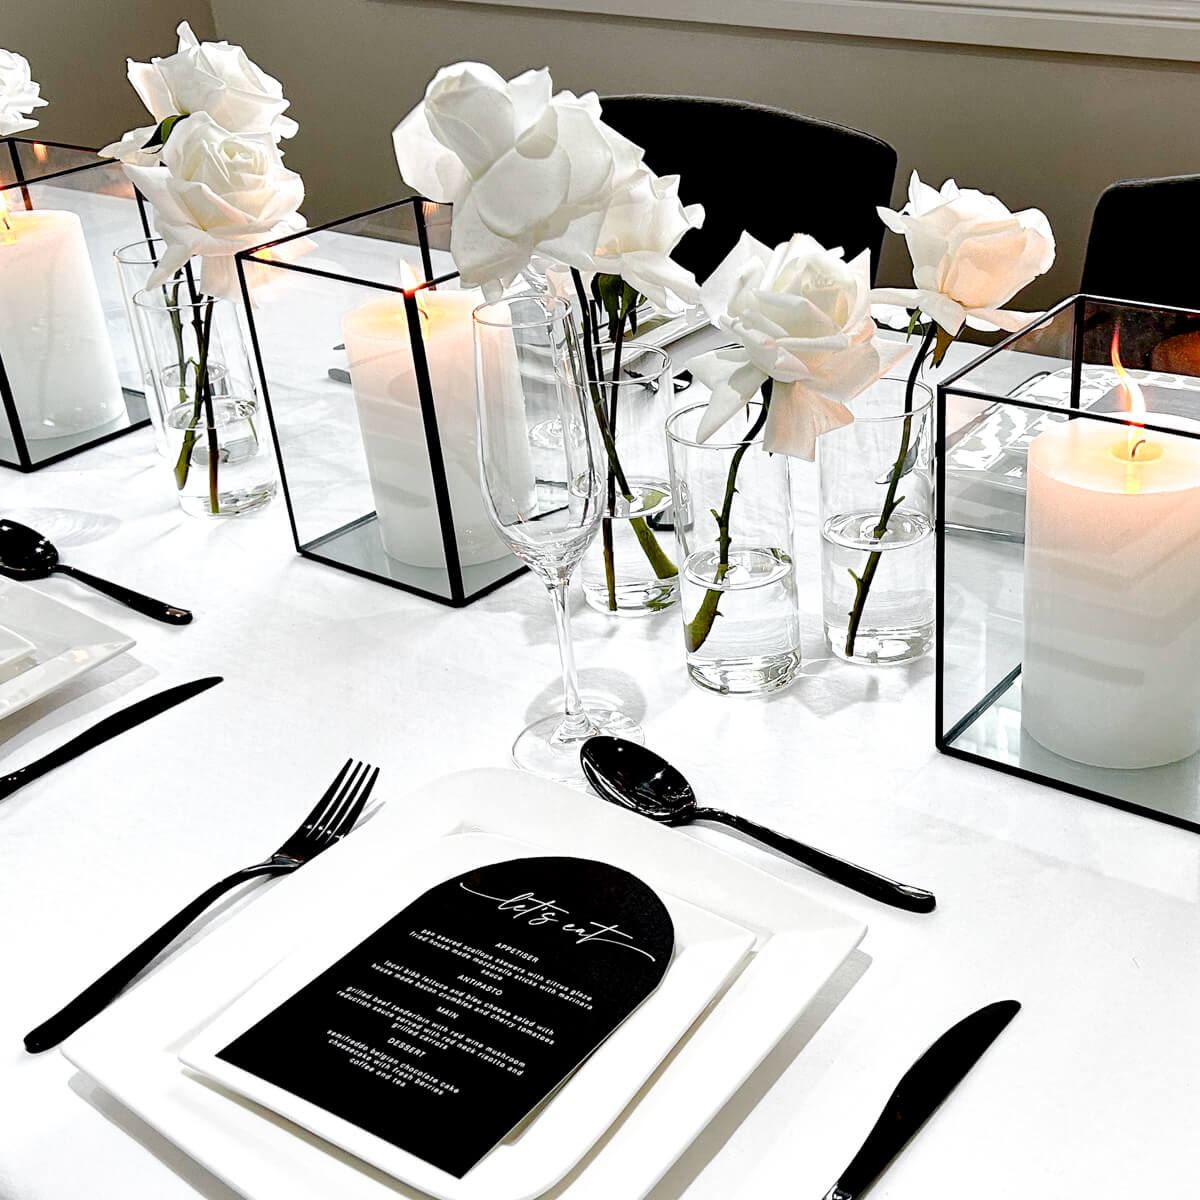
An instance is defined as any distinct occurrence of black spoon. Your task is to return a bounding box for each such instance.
[580,737,936,914]
[0,519,192,625]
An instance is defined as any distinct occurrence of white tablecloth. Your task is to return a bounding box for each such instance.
[1,336,1197,1200]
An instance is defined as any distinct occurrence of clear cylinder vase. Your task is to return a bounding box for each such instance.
[113,238,172,455]
[665,399,800,695]
[818,375,935,665]
[580,347,679,615]
[132,288,276,518]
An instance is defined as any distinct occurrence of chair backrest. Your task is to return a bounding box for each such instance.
[600,94,897,284]
[1081,175,1200,309]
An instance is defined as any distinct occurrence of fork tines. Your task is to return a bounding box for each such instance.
[289,758,379,853]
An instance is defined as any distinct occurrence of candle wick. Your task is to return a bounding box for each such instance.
[1130,437,1147,460]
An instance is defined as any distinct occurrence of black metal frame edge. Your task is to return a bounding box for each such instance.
[0,141,156,472]
[0,390,151,472]
[934,291,1200,836]
[234,196,528,607]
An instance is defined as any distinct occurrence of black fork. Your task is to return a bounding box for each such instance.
[24,759,379,1053]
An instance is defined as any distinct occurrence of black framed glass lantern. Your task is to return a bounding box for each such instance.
[0,137,154,470]
[235,198,525,606]
[937,293,1200,834]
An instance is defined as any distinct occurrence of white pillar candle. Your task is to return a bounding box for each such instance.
[342,286,510,569]
[0,207,126,439]
[1022,414,1200,768]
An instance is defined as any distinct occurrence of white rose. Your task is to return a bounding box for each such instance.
[125,112,305,299]
[872,171,1055,335]
[393,62,641,299]
[690,232,910,460]
[0,49,48,137]
[101,21,296,166]
[588,167,703,311]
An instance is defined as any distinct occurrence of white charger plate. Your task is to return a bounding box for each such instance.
[0,577,135,718]
[179,831,757,1200]
[62,768,867,1200]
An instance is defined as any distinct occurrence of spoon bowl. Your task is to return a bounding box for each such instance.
[0,519,62,579]
[581,735,936,914]
[581,736,694,822]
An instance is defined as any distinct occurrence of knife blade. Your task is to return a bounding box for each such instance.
[822,999,1020,1199]
[0,676,223,802]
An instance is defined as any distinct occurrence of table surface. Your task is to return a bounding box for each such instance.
[2,332,1198,1200]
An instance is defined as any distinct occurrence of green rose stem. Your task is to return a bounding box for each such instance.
[173,264,222,513]
[685,380,772,652]
[843,322,938,657]
[570,269,677,609]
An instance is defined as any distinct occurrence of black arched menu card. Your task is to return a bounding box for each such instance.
[216,856,675,1178]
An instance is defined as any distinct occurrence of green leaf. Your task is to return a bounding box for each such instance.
[933,323,957,367]
[593,273,642,342]
[142,113,186,150]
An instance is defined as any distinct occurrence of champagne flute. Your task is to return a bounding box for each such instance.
[474,293,643,781]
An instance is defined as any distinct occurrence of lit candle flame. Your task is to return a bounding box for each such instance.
[399,260,429,320]
[32,142,48,163]
[1111,326,1146,460]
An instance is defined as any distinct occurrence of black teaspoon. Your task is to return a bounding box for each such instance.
[0,519,192,625]
[580,737,936,914]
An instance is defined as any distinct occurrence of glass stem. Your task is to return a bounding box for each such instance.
[548,578,591,738]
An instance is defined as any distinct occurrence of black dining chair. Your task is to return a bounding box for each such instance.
[1080,175,1200,368]
[600,94,897,284]
[1081,175,1200,310]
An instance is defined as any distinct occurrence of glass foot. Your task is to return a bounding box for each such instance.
[512,709,644,783]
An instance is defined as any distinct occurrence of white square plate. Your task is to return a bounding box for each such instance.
[63,768,867,1200]
[0,622,36,669]
[179,831,756,1200]
[0,577,135,718]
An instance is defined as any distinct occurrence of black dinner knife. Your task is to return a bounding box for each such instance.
[0,677,222,802]
[822,999,1020,1199]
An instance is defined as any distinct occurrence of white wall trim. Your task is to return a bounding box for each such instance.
[444,0,1200,63]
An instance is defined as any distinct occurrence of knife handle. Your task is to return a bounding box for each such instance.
[54,563,192,625]
[692,807,936,913]
[822,1189,854,1200]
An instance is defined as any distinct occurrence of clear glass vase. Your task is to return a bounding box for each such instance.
[818,375,934,665]
[665,399,800,694]
[113,237,171,455]
[132,288,276,517]
[580,346,678,615]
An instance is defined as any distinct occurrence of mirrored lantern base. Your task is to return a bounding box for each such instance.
[513,710,644,784]
[943,667,1200,832]
[0,388,151,472]
[299,515,524,606]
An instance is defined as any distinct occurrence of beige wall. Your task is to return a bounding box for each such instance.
[15,0,1199,306]
[206,0,1200,306]
[8,2,217,151]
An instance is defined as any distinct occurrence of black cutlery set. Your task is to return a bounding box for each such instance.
[2,520,1018,1195]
